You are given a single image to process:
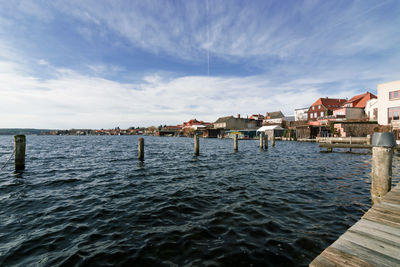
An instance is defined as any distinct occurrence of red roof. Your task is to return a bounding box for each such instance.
[343,92,376,108]
[310,98,347,111]
[182,119,212,127]
[165,125,182,130]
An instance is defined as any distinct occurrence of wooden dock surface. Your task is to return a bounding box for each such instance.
[318,143,372,149]
[310,184,400,267]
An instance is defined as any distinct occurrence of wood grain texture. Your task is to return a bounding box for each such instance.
[310,184,400,266]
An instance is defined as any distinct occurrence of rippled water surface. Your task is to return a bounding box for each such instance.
[1,135,399,266]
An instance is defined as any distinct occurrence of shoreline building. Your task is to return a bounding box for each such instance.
[377,80,400,139]
[294,107,309,121]
[333,92,377,120]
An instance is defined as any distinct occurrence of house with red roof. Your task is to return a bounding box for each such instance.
[333,92,377,120]
[182,119,212,130]
[308,97,347,121]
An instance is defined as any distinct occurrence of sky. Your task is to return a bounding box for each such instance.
[0,0,399,129]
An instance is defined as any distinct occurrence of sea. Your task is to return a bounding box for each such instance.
[0,135,399,266]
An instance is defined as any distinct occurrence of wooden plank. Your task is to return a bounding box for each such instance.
[363,209,400,228]
[348,222,400,249]
[331,236,400,267]
[318,143,372,149]
[372,203,400,217]
[310,246,375,267]
[352,218,400,239]
[340,231,400,260]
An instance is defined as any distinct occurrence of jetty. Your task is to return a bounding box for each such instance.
[310,184,400,267]
[311,132,400,266]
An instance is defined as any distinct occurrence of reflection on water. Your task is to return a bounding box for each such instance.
[0,135,399,266]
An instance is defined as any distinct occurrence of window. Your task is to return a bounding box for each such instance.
[389,90,400,100]
[312,106,315,110]
[310,113,313,118]
[320,111,324,117]
[318,105,321,109]
[314,112,317,118]
[394,111,399,121]
[388,106,400,123]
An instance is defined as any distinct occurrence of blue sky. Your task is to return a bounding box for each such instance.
[0,0,399,129]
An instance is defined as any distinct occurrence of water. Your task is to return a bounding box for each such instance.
[0,136,399,266]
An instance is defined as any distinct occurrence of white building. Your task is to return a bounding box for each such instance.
[365,98,378,121]
[294,108,309,121]
[377,80,400,125]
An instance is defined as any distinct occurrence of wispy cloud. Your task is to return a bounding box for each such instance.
[0,55,366,129]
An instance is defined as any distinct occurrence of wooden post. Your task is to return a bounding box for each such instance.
[349,136,352,152]
[327,140,333,152]
[138,138,144,161]
[259,134,263,148]
[371,132,395,205]
[367,134,372,145]
[194,134,199,155]
[14,135,26,171]
[271,133,275,147]
[234,134,238,151]
[288,130,291,141]
[264,134,268,149]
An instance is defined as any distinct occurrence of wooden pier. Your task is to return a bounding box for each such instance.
[310,183,400,266]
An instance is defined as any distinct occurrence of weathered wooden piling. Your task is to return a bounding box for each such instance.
[288,131,292,141]
[234,134,238,151]
[264,134,268,149]
[367,134,372,145]
[14,135,26,170]
[259,134,263,148]
[194,134,199,155]
[138,137,144,160]
[349,136,352,152]
[271,134,275,147]
[371,132,395,205]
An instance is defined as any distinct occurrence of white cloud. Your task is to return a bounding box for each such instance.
[0,57,366,129]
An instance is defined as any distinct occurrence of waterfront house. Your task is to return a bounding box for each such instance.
[294,107,309,121]
[308,97,347,120]
[263,111,285,125]
[257,125,285,138]
[365,98,378,121]
[333,92,377,120]
[214,115,257,130]
[377,80,400,139]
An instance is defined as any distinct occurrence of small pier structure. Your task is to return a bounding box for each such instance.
[318,136,372,152]
[311,132,400,266]
[310,184,400,267]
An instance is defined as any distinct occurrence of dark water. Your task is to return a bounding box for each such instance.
[1,136,399,266]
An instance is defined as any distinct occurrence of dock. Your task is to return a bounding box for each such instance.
[310,183,400,267]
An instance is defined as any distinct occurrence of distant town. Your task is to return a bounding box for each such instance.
[2,80,399,140]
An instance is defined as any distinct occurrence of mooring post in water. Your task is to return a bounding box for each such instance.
[14,135,26,171]
[259,134,263,148]
[288,130,291,141]
[138,137,144,161]
[349,136,352,152]
[264,134,268,149]
[367,134,372,145]
[371,132,395,205]
[194,134,199,156]
[234,134,238,151]
[327,140,333,152]
[271,133,275,147]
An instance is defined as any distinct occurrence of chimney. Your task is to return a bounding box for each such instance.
[238,114,240,118]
